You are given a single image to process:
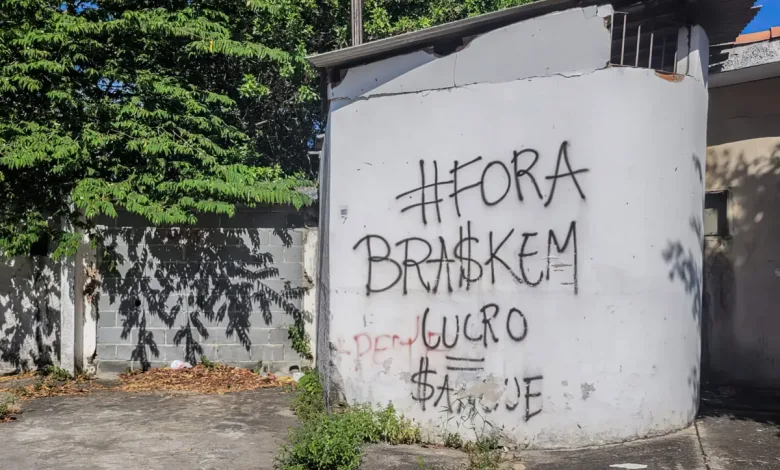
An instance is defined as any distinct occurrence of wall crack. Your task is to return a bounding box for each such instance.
[334,66,610,104]
[694,419,712,470]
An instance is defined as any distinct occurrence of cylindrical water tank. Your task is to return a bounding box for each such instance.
[321,38,706,450]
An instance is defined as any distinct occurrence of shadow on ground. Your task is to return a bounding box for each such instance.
[700,384,780,425]
[697,392,780,470]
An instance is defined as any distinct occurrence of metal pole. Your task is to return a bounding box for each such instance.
[635,24,642,67]
[648,30,654,69]
[351,0,363,46]
[620,14,627,65]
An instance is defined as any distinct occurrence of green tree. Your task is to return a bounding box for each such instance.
[0,0,533,259]
[330,0,536,45]
[0,0,317,258]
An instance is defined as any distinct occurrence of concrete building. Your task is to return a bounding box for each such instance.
[1,0,774,451]
[310,0,755,449]
[703,30,780,389]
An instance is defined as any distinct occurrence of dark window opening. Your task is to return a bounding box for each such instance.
[29,234,50,257]
[704,190,729,237]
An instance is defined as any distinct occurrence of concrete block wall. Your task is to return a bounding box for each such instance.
[0,256,61,374]
[95,206,316,374]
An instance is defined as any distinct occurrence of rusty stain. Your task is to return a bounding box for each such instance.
[655,71,684,83]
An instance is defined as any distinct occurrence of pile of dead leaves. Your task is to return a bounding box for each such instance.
[0,371,36,384]
[2,375,103,401]
[118,364,294,394]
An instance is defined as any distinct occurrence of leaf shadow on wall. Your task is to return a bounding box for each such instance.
[695,142,780,421]
[96,210,314,371]
[661,154,705,422]
[0,256,61,372]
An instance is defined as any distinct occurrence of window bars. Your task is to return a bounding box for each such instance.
[610,11,682,73]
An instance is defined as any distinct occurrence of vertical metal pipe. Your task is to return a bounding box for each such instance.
[620,14,627,65]
[351,0,363,46]
[610,11,615,62]
[648,30,655,69]
[635,24,642,67]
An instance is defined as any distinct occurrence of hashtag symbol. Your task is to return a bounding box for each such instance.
[396,160,453,225]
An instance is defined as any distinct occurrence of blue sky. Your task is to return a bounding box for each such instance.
[744,0,780,32]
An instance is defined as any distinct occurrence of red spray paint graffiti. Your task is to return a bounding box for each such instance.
[338,315,444,370]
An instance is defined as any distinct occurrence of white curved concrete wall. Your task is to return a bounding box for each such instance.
[321,7,708,449]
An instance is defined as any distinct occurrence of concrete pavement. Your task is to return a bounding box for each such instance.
[0,389,296,469]
[1,387,779,469]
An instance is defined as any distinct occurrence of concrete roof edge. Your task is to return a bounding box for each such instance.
[308,0,758,71]
[710,59,780,88]
[307,0,575,70]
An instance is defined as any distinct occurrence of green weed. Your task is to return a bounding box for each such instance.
[40,365,72,381]
[0,395,20,421]
[444,431,463,449]
[374,403,421,445]
[290,369,325,421]
[277,370,421,470]
[200,355,217,370]
[464,435,502,470]
[253,361,268,375]
[441,397,502,470]
[277,412,363,470]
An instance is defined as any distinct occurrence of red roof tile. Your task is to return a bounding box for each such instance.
[736,27,780,45]
[736,30,771,44]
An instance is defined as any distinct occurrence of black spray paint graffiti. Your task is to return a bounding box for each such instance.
[421,303,529,351]
[348,141,584,422]
[410,355,543,420]
[352,220,578,296]
[395,141,589,224]
[407,304,540,418]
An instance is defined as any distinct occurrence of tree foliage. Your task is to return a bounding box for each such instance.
[0,0,318,257]
[359,0,535,41]
[0,0,533,258]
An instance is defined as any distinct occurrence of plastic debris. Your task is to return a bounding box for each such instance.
[170,360,193,370]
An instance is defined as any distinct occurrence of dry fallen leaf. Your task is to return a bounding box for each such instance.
[0,372,36,383]
[0,364,293,408]
[118,364,294,394]
[1,375,104,401]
